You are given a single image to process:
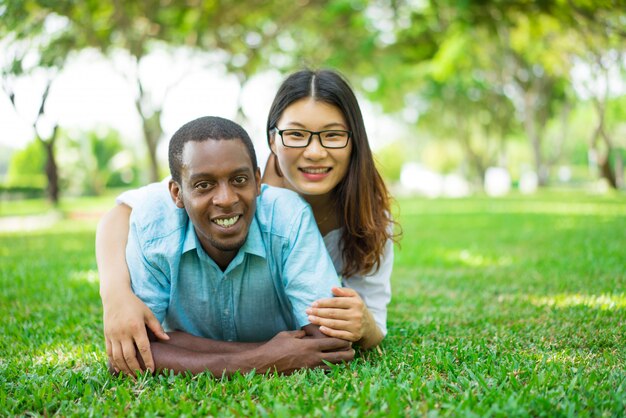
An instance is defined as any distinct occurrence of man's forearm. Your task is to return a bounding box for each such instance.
[150,341,261,376]
[147,329,355,376]
[162,331,263,353]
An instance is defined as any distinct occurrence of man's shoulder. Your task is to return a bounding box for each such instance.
[256,185,310,237]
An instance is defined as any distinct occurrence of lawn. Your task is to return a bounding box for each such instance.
[1,191,625,416]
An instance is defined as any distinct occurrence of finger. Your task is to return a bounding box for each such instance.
[311,297,355,309]
[331,287,358,298]
[106,339,119,373]
[319,326,359,342]
[322,348,355,363]
[315,337,352,351]
[307,307,351,320]
[145,313,169,340]
[105,338,113,361]
[111,341,132,376]
[121,340,142,376]
[309,316,352,332]
[281,330,306,338]
[135,334,154,373]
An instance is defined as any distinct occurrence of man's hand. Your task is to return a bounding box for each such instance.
[103,292,169,376]
[251,330,355,375]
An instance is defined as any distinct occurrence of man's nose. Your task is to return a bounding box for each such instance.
[213,183,238,207]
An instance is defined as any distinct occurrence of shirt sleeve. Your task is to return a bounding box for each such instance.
[344,237,393,336]
[126,219,171,323]
[282,206,340,328]
[116,178,170,208]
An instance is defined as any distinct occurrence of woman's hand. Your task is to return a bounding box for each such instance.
[103,292,169,376]
[305,287,383,349]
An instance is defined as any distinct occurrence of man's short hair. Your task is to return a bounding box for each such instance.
[169,116,258,184]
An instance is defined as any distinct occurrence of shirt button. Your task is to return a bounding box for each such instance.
[224,309,229,315]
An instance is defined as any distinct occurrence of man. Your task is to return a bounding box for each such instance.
[122,116,353,376]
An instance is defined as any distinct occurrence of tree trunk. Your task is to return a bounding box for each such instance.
[598,152,617,188]
[523,93,548,186]
[137,101,163,183]
[615,149,624,189]
[145,131,160,183]
[40,125,60,206]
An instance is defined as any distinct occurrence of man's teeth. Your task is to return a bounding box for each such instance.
[301,168,330,174]
[213,216,240,227]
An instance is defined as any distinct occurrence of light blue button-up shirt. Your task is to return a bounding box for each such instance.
[126,183,339,342]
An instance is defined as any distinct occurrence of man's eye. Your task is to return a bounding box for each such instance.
[195,181,211,189]
[233,176,248,185]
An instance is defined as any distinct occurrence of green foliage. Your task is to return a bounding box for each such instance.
[75,129,136,195]
[1,192,626,415]
[374,141,407,181]
[5,140,46,189]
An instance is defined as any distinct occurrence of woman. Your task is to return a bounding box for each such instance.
[96,69,398,376]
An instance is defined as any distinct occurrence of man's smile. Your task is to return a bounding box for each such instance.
[212,215,241,228]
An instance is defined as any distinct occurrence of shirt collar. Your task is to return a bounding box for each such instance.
[181,216,266,260]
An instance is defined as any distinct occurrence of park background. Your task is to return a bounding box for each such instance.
[1,1,625,416]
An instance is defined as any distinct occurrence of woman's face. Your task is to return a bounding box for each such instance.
[270,98,353,197]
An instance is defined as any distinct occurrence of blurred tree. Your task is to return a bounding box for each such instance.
[44,0,335,181]
[0,4,80,204]
[354,0,625,186]
[573,23,625,188]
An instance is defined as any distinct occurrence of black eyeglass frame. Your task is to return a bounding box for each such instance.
[273,128,353,149]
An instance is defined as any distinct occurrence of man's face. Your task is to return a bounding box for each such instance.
[170,139,261,268]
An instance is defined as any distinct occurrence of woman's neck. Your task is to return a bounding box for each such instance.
[302,193,341,235]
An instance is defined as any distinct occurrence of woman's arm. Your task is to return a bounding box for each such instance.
[305,238,394,350]
[96,204,169,375]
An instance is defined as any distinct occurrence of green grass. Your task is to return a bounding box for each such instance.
[1,191,625,416]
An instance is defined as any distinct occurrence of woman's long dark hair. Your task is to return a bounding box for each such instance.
[267,69,398,278]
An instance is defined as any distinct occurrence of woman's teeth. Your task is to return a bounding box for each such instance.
[213,216,240,227]
[301,168,330,174]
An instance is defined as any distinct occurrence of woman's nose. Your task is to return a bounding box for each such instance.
[303,134,328,160]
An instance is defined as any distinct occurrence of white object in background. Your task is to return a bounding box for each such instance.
[558,166,572,183]
[400,162,444,198]
[519,170,538,194]
[443,174,471,198]
[484,167,511,197]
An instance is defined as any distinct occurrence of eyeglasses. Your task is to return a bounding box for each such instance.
[274,128,352,149]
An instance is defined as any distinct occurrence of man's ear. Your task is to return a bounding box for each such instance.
[254,167,261,196]
[169,179,185,208]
